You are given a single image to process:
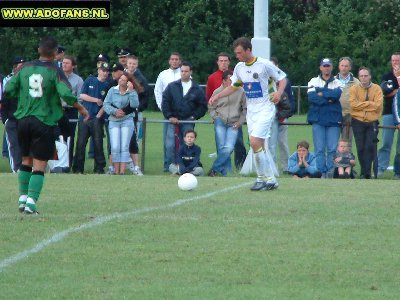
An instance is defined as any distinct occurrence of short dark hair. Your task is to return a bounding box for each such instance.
[217,52,230,61]
[296,140,309,149]
[170,52,182,60]
[181,61,193,70]
[222,70,233,80]
[358,66,371,75]
[63,55,77,66]
[39,36,58,57]
[184,129,197,138]
[233,37,252,51]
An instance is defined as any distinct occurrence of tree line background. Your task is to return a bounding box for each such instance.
[0,0,399,111]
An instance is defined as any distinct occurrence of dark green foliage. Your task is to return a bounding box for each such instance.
[1,0,399,112]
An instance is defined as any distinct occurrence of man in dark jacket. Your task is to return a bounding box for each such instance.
[1,56,26,172]
[162,61,207,170]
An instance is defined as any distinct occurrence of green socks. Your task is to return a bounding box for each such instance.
[28,171,45,202]
[18,165,32,197]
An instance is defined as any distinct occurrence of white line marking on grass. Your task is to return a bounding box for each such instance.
[0,181,251,273]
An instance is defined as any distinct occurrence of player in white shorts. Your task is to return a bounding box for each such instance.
[209,37,287,191]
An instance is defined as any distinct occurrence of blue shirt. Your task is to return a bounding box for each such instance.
[80,76,110,119]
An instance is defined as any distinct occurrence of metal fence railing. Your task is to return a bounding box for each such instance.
[148,83,308,115]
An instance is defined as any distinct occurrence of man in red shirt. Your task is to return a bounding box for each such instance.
[206,53,230,102]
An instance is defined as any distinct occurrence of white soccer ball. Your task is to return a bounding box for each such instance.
[178,173,198,191]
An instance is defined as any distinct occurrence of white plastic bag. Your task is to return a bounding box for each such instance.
[48,136,70,172]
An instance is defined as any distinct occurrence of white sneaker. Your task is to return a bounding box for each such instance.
[128,161,135,172]
[107,166,115,175]
[132,166,143,176]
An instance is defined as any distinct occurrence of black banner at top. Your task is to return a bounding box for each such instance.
[0,1,110,27]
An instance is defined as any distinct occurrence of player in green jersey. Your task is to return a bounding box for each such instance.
[5,36,89,214]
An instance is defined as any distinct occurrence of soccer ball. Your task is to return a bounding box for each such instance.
[178,173,198,191]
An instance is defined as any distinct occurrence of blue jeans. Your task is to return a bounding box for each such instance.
[312,124,340,174]
[377,114,400,173]
[211,118,239,175]
[269,118,289,172]
[165,121,194,166]
[163,121,168,171]
[109,119,134,163]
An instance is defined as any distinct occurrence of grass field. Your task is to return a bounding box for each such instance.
[0,113,399,299]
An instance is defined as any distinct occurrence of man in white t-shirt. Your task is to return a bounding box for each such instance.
[154,52,182,171]
[210,37,287,191]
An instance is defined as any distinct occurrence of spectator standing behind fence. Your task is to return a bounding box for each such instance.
[209,37,287,191]
[57,55,84,171]
[73,62,110,174]
[0,71,4,158]
[377,52,400,177]
[287,140,320,178]
[393,89,400,179]
[335,57,360,152]
[207,70,246,176]
[269,56,295,174]
[55,45,65,68]
[116,48,131,69]
[333,139,356,178]
[307,58,343,178]
[103,72,139,175]
[350,67,383,179]
[206,52,247,170]
[162,61,207,171]
[169,129,204,176]
[154,52,182,172]
[1,56,25,173]
[126,55,149,176]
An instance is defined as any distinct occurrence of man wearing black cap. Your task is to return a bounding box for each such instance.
[73,62,110,174]
[56,45,66,68]
[110,63,124,85]
[0,56,26,172]
[97,53,110,64]
[116,48,131,69]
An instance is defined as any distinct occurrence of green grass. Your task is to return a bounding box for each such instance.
[1,174,399,299]
[0,113,399,299]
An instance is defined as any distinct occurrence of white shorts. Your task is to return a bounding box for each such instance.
[246,103,276,139]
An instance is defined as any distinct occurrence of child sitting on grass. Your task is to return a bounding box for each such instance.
[288,140,321,178]
[169,129,204,176]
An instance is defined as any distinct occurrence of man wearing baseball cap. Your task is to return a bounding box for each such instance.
[116,47,131,68]
[307,58,343,178]
[56,45,66,68]
[73,61,110,174]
